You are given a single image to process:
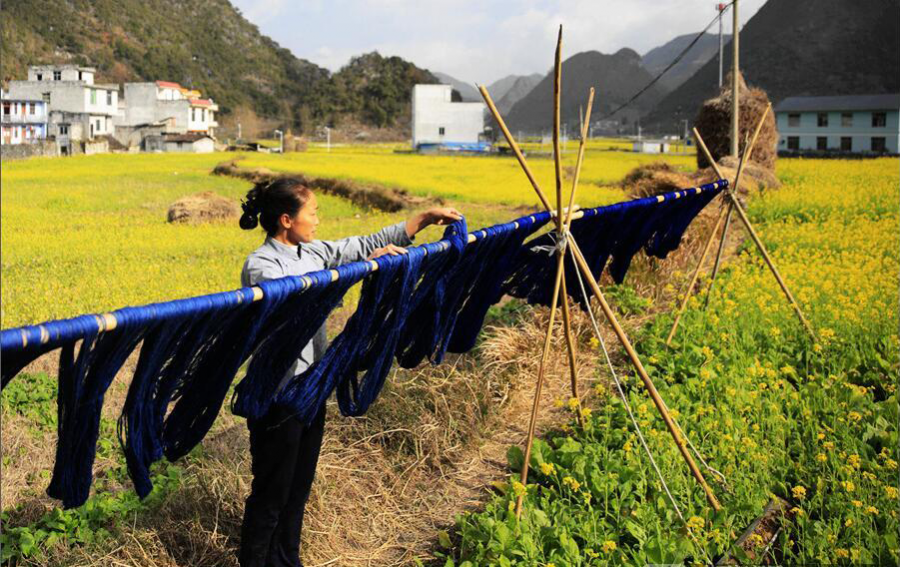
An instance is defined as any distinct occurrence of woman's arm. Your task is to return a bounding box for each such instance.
[308,207,463,266]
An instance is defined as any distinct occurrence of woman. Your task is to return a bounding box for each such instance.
[237,177,461,567]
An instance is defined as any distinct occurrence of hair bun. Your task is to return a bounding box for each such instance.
[239,197,260,230]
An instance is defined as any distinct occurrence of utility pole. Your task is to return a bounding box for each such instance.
[237,121,242,142]
[324,126,331,152]
[717,3,726,87]
[731,0,740,158]
[682,119,689,154]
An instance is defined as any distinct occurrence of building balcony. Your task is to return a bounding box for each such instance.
[1,114,47,124]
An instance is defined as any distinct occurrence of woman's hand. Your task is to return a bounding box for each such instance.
[405,207,463,238]
[367,243,408,260]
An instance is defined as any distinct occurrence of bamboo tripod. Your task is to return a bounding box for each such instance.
[665,104,816,345]
[479,27,722,519]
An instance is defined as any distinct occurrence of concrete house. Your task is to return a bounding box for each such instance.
[411,84,488,151]
[115,81,218,151]
[6,65,119,149]
[775,94,900,154]
[1,91,48,145]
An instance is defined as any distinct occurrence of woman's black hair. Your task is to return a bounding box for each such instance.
[240,177,312,235]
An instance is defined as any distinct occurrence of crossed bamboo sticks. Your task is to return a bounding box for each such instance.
[479,26,722,518]
[666,104,816,345]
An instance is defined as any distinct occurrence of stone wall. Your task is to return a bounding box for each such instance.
[1,140,59,159]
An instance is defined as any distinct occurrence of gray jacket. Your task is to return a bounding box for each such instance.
[241,222,413,389]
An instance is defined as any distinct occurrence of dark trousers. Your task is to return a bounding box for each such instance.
[239,404,326,567]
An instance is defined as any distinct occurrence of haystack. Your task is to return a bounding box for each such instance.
[694,71,778,171]
[620,162,695,198]
[167,191,240,224]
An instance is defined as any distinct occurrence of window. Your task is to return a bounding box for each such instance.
[841,137,852,151]
[78,71,83,81]
[788,114,800,127]
[28,103,35,115]
[438,127,446,136]
[2,102,9,115]
[787,136,800,151]
[96,119,101,132]
[872,112,887,127]
[192,108,196,121]
[90,89,97,104]
[53,70,61,80]
[817,137,828,151]
[106,90,113,106]
[871,137,886,152]
[841,112,853,127]
[36,73,43,81]
[817,113,828,127]
[201,109,206,121]
[59,125,69,135]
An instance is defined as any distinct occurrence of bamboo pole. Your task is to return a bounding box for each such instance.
[693,126,815,338]
[553,25,564,226]
[703,202,734,310]
[559,273,584,428]
[515,250,566,518]
[668,105,765,339]
[568,237,722,511]
[478,85,556,221]
[564,88,595,231]
[665,202,729,346]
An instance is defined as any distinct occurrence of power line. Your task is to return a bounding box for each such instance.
[596,1,732,122]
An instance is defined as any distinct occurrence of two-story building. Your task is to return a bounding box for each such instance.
[775,94,900,154]
[6,65,120,146]
[115,81,218,150]
[1,91,49,145]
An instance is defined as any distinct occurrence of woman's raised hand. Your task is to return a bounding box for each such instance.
[406,207,463,237]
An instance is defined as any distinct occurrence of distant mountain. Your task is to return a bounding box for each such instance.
[644,0,900,133]
[504,48,666,134]
[488,73,543,103]
[642,32,730,91]
[434,72,481,102]
[0,0,440,132]
[494,74,543,114]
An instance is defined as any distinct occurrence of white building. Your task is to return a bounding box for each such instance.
[116,81,218,139]
[6,65,119,142]
[1,91,48,145]
[775,94,900,154]
[411,84,487,151]
[633,139,671,154]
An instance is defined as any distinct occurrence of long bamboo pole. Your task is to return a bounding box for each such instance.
[693,127,815,338]
[665,202,729,345]
[667,105,768,343]
[515,251,566,518]
[568,237,722,511]
[549,26,584,428]
[553,25,564,226]
[564,88,594,231]
[703,202,734,310]
[478,85,556,221]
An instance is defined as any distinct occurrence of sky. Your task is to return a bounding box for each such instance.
[230,0,767,85]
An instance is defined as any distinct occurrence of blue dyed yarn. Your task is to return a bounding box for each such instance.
[444,213,551,354]
[277,248,424,423]
[48,308,148,508]
[395,219,469,368]
[232,264,369,421]
[504,182,724,308]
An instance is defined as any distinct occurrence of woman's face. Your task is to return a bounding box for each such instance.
[280,191,319,244]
